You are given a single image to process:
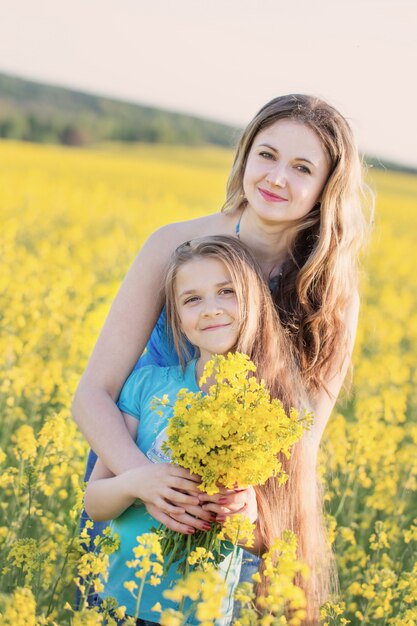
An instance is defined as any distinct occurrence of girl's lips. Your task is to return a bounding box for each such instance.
[258,187,287,202]
[202,323,231,331]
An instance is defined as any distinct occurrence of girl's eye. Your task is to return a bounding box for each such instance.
[184,296,200,304]
[296,165,311,174]
[220,288,235,295]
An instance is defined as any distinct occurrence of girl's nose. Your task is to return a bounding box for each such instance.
[266,163,286,187]
[202,298,223,316]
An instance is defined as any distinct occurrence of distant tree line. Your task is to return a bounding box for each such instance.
[1,73,416,174]
[0,73,238,148]
[0,113,237,147]
[0,114,86,146]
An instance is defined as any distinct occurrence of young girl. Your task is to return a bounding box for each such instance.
[84,236,329,625]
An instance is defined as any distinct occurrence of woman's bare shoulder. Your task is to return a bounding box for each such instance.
[147,211,239,249]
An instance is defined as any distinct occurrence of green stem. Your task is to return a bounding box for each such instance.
[224,544,237,584]
[179,534,192,613]
[134,573,147,620]
[46,525,78,616]
[224,521,241,584]
[333,467,358,520]
[164,537,183,574]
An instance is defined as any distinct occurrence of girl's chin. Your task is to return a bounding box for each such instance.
[200,345,236,359]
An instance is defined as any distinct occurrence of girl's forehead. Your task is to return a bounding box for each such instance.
[177,255,227,270]
[174,256,232,289]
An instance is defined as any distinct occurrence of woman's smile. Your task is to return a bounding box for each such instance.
[257,187,288,202]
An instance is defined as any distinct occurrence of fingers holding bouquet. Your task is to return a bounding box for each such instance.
[139,463,216,532]
[199,485,258,525]
[145,501,214,535]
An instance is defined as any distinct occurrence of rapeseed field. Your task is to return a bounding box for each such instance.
[0,140,416,625]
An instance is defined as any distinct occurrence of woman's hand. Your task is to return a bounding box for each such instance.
[145,500,216,534]
[146,485,258,535]
[198,485,258,524]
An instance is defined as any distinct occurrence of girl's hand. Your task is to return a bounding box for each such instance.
[126,463,216,533]
[199,485,258,524]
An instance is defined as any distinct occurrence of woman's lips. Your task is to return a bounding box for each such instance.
[258,187,287,202]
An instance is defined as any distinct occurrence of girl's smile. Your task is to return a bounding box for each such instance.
[243,119,330,224]
[175,257,240,366]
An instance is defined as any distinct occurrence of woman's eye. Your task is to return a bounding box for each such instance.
[184,296,199,304]
[259,151,274,159]
[296,165,311,174]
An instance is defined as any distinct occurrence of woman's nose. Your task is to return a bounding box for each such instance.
[266,163,286,187]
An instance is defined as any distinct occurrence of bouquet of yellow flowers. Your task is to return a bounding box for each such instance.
[153,352,311,573]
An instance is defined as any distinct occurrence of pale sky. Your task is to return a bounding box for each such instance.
[1,0,416,167]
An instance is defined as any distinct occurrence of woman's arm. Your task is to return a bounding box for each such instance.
[73,225,186,474]
[73,212,234,473]
[307,290,360,452]
[84,411,140,520]
[84,412,202,523]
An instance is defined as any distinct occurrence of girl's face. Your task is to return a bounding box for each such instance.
[175,256,240,362]
[243,119,330,224]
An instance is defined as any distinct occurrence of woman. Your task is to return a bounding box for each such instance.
[73,93,371,580]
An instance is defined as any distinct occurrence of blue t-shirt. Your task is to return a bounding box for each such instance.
[100,359,242,625]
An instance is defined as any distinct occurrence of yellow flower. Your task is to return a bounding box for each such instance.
[160,609,184,626]
[12,425,37,461]
[164,568,226,620]
[234,581,255,604]
[187,547,214,566]
[123,580,138,594]
[217,514,255,548]
[0,587,37,625]
[159,353,308,495]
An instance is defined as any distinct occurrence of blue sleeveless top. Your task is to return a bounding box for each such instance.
[134,306,192,370]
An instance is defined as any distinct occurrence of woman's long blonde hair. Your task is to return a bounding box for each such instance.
[165,236,335,623]
[223,94,373,396]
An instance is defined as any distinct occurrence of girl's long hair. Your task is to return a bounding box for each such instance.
[222,94,373,397]
[165,236,335,623]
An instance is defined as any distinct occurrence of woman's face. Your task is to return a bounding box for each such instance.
[243,119,330,225]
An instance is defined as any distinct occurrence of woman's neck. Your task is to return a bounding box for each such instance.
[238,209,294,278]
